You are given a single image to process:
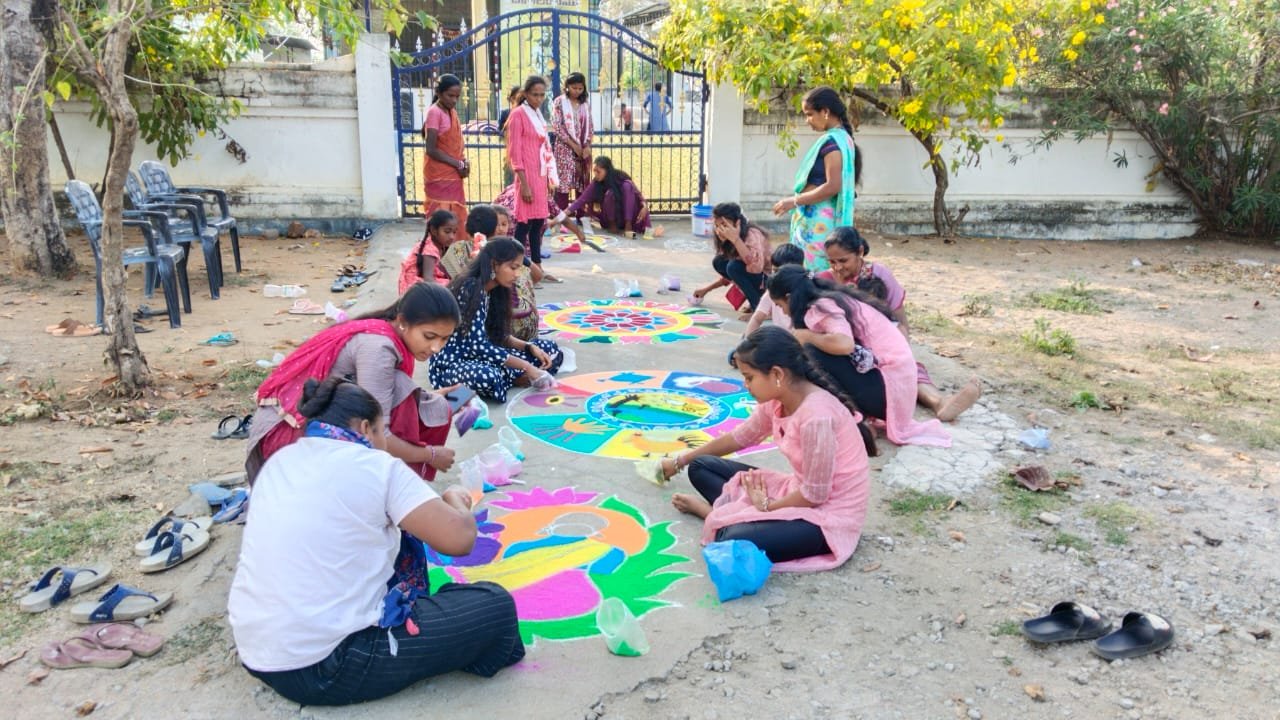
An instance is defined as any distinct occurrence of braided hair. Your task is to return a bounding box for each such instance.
[415,209,457,279]
[766,265,892,345]
[732,326,878,456]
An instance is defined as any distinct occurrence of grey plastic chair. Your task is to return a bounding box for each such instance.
[65,180,187,329]
[139,160,241,273]
[124,171,222,299]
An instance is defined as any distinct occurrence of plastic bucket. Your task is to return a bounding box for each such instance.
[691,204,713,238]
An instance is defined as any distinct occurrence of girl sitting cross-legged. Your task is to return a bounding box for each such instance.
[398,209,460,292]
[428,238,563,402]
[230,377,524,706]
[659,327,875,570]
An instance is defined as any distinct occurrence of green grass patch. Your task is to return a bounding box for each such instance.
[958,294,995,318]
[887,489,956,516]
[908,303,957,335]
[1070,390,1105,410]
[1084,502,1146,546]
[1052,531,1093,553]
[155,408,179,424]
[991,620,1022,637]
[222,364,270,394]
[998,474,1069,525]
[1021,318,1077,357]
[1026,279,1105,315]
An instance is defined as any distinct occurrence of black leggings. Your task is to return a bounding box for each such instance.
[514,218,546,265]
[688,456,829,564]
[807,344,888,421]
[247,582,524,706]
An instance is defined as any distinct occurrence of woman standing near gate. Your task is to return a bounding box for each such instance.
[506,75,560,283]
[422,74,469,228]
[551,72,593,210]
[771,87,860,272]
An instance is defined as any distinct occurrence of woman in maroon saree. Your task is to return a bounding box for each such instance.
[564,156,651,236]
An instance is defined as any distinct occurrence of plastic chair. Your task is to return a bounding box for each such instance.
[124,171,223,299]
[138,160,241,273]
[124,209,194,316]
[65,180,187,329]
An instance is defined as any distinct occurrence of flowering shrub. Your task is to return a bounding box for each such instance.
[1036,0,1280,237]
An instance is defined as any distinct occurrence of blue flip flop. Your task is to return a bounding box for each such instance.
[69,583,173,624]
[213,488,249,523]
[200,332,238,347]
[19,564,112,613]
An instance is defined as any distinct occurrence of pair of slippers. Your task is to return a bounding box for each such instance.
[40,622,166,669]
[331,266,375,293]
[135,517,212,573]
[212,414,251,440]
[1023,602,1175,660]
[21,572,172,624]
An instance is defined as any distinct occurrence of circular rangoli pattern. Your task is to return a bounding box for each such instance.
[509,370,774,460]
[539,299,723,344]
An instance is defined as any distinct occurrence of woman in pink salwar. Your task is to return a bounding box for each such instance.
[767,265,952,448]
[659,327,874,570]
[506,75,559,283]
[551,72,593,209]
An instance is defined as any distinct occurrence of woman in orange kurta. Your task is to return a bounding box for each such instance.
[422,74,468,229]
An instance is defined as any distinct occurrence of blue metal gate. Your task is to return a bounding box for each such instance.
[392,10,707,217]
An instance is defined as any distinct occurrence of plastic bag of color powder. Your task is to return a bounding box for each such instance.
[702,539,773,602]
[597,597,649,656]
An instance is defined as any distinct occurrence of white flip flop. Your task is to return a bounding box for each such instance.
[139,528,211,573]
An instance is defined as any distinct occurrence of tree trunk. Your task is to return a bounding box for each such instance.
[79,7,147,391]
[0,0,75,277]
[928,152,953,237]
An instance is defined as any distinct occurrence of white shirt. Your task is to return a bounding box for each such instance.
[228,437,438,672]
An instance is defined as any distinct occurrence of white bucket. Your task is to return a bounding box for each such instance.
[691,204,713,238]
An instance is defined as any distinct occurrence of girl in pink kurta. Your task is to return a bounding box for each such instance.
[767,265,951,448]
[660,327,875,571]
[506,75,559,283]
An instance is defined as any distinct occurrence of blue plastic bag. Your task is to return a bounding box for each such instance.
[1018,427,1051,450]
[702,539,773,602]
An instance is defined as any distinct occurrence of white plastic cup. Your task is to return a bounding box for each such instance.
[597,597,649,656]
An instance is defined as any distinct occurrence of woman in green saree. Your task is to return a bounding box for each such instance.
[772,87,861,272]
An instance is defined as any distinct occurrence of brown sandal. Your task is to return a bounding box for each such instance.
[40,636,133,669]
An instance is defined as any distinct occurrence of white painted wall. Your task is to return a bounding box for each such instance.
[706,89,1199,239]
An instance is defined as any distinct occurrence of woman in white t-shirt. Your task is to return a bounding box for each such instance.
[229,378,524,706]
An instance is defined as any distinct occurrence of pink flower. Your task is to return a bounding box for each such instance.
[1132,44,1142,53]
[1157,103,1169,115]
[1128,29,1137,37]
[1134,60,1143,71]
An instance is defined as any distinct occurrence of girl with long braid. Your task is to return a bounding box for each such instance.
[766,265,952,448]
[771,87,862,272]
[658,327,874,570]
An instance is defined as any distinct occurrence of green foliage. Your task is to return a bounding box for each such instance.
[658,0,1098,233]
[888,489,955,516]
[1034,0,1280,236]
[958,293,994,317]
[1084,502,1145,546]
[53,0,415,166]
[222,363,270,393]
[991,619,1021,637]
[1021,318,1077,356]
[1070,390,1103,410]
[1052,531,1092,553]
[998,473,1067,525]
[1026,279,1104,314]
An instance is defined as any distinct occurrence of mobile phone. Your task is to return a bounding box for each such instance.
[446,386,477,414]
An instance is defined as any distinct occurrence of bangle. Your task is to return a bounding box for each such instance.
[428,446,436,464]
[762,496,771,512]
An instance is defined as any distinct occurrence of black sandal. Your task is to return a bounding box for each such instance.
[1091,612,1175,660]
[211,414,251,440]
[1022,601,1113,643]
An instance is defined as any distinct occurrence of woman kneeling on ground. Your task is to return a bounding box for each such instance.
[767,265,951,448]
[428,238,563,402]
[246,282,463,484]
[660,327,873,569]
[230,377,523,706]
[820,227,981,422]
[693,202,771,319]
[563,156,651,237]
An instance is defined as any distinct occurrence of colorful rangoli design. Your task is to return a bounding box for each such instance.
[539,299,724,345]
[508,370,775,460]
[426,487,692,645]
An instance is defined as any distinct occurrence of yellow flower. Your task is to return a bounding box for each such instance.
[994,115,1005,128]
[995,134,1005,143]
[902,49,917,63]
[1080,0,1091,10]
[877,37,890,48]
[901,99,923,115]
[1002,66,1017,85]
[1071,30,1087,46]
[851,40,863,50]
[946,38,960,51]
[889,44,901,58]
[942,116,951,128]
[1063,48,1079,62]
[1094,13,1105,24]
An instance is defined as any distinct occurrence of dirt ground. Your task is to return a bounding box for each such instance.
[0,227,1277,719]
